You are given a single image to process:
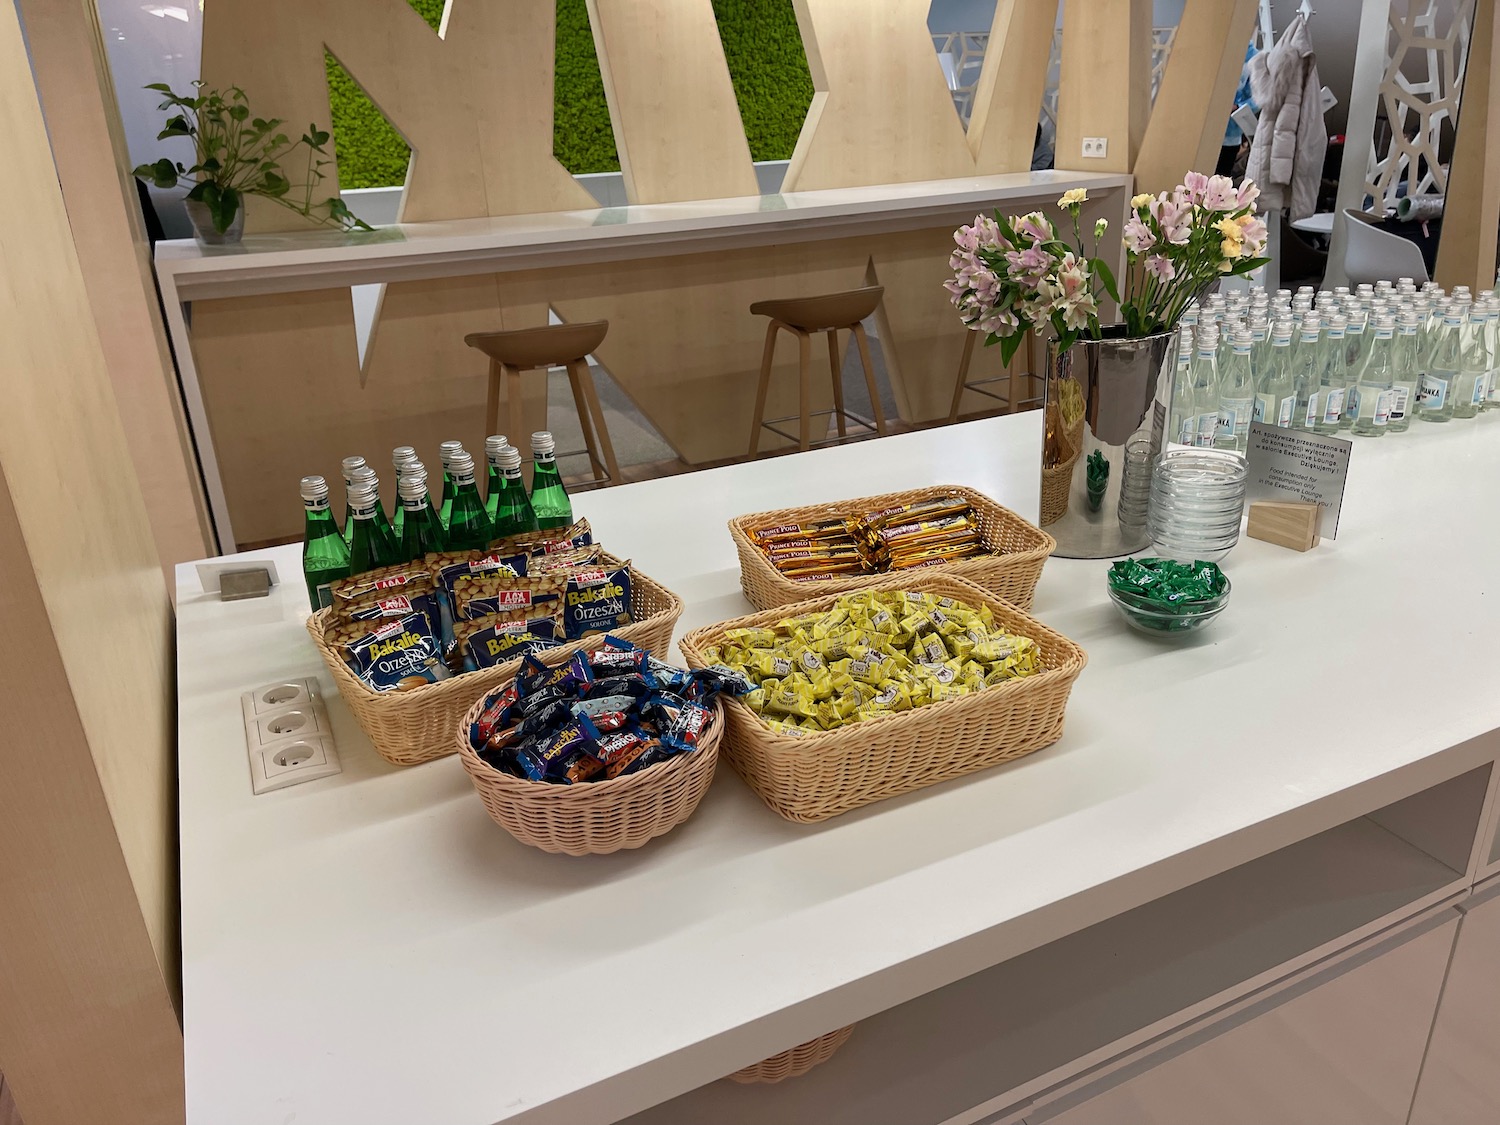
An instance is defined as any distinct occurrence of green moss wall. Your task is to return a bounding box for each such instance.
[326,0,812,189]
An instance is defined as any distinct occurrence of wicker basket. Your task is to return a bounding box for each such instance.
[678,572,1086,823]
[729,1025,856,1084]
[729,485,1054,613]
[455,692,723,855]
[1040,417,1086,527]
[308,551,683,767]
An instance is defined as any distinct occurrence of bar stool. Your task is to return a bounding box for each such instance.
[464,320,620,487]
[947,330,1044,423]
[747,285,889,455]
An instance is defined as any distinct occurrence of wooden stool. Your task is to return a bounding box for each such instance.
[747,285,889,454]
[464,320,620,487]
[947,330,1044,423]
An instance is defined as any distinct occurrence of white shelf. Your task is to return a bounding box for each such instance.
[176,413,1500,1125]
[622,812,1469,1125]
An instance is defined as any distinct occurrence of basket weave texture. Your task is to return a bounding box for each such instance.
[678,571,1086,824]
[728,485,1054,613]
[1040,417,1086,527]
[455,693,722,855]
[729,1025,856,1084]
[307,551,683,767]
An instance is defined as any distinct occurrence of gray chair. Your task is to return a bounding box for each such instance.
[1340,208,1430,286]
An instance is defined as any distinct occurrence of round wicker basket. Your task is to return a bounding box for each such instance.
[1040,417,1086,527]
[729,1025,856,1084]
[455,696,722,856]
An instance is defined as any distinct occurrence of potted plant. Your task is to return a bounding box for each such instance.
[946,173,1268,557]
[132,82,372,243]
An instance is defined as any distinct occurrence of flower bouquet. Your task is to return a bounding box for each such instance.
[944,173,1267,556]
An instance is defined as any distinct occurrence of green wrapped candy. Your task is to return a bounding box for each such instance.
[1108,557,1227,610]
[1086,449,1109,512]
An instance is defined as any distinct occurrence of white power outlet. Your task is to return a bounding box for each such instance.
[1082,136,1109,159]
[241,677,342,794]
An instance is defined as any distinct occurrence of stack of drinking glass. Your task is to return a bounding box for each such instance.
[1116,434,1155,532]
[1147,450,1247,563]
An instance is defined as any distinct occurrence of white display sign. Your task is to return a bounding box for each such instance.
[1245,423,1352,539]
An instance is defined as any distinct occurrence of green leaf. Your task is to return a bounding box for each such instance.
[144,82,173,93]
[1093,257,1120,303]
[158,114,193,139]
[132,157,180,189]
[998,332,1024,367]
[198,183,241,233]
[259,170,291,197]
[228,103,249,121]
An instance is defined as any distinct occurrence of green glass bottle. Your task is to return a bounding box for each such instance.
[443,450,492,550]
[345,483,402,575]
[528,431,573,530]
[437,439,463,530]
[300,475,350,611]
[350,466,399,552]
[483,434,510,526]
[490,443,539,539]
[390,446,418,540]
[340,455,367,547]
[397,470,447,561]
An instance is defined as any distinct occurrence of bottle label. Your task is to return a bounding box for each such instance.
[1346,387,1360,418]
[1473,375,1490,407]
[454,470,476,486]
[304,497,330,512]
[1418,374,1449,408]
[1277,394,1296,428]
[1389,386,1411,420]
[350,503,378,520]
[1253,393,1274,423]
[503,467,525,481]
[1374,391,1391,425]
[534,451,557,464]
[403,495,427,512]
[1322,389,1345,424]
[1194,413,1218,447]
[1304,392,1320,427]
[1218,398,1252,436]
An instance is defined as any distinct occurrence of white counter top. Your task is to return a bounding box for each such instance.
[177,413,1500,1125]
[153,171,1129,300]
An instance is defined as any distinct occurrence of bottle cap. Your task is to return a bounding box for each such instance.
[1272,319,1293,339]
[1298,314,1321,334]
[350,465,379,488]
[346,483,378,509]
[299,475,329,502]
[392,446,417,466]
[1328,313,1347,331]
[531,431,556,454]
[498,445,522,470]
[438,440,463,465]
[398,474,429,500]
[449,450,476,476]
[396,457,425,480]
[485,435,509,459]
[341,455,367,481]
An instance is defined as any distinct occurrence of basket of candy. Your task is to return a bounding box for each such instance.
[307,520,683,767]
[729,485,1054,613]
[455,638,744,855]
[678,571,1085,823]
[729,1025,857,1084]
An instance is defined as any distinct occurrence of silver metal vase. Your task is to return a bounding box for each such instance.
[1039,327,1175,559]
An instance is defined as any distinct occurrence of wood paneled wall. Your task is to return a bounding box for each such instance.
[0,2,184,1120]
[1436,0,1500,291]
[1056,0,1151,174]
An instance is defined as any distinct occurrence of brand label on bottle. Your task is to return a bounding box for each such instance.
[1389,386,1411,421]
[1418,374,1449,408]
[503,467,525,480]
[1277,394,1296,428]
[1322,388,1345,424]
[1374,391,1391,425]
[453,470,476,486]
[1194,413,1218,447]
[1473,375,1490,406]
[351,502,378,520]
[534,451,557,464]
[1219,398,1252,436]
[1346,387,1360,418]
[1304,392,1320,427]
[403,495,427,511]
[1253,393,1274,424]
[305,497,330,511]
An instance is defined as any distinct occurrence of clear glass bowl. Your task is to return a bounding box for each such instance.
[1108,581,1232,636]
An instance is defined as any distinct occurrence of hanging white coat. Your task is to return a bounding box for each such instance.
[1245,14,1328,220]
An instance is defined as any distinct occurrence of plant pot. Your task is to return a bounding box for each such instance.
[1040,328,1174,559]
[184,199,245,244]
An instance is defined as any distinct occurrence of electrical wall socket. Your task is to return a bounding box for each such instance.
[240,677,341,794]
[1081,136,1108,159]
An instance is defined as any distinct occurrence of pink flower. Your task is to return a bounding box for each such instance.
[976,308,1020,336]
[953,225,980,254]
[1123,215,1156,254]
[1013,211,1053,245]
[1203,174,1239,212]
[1237,180,1261,209]
[1005,244,1054,289]
[1182,171,1210,204]
[1238,215,1268,255]
[1152,197,1193,245]
[1144,254,1176,281]
[1050,253,1098,331]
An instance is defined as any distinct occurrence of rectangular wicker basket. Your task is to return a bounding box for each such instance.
[308,551,683,767]
[728,484,1054,613]
[678,571,1085,823]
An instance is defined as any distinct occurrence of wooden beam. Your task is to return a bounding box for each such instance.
[1055,0,1151,174]
[1133,0,1260,198]
[1436,0,1500,291]
[587,0,760,203]
[969,0,1060,174]
[0,2,185,1121]
[16,0,213,573]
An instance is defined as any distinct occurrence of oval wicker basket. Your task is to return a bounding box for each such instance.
[307,551,683,768]
[1040,417,1086,527]
[679,571,1086,824]
[729,1025,856,1084]
[455,693,723,856]
[728,484,1054,613]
